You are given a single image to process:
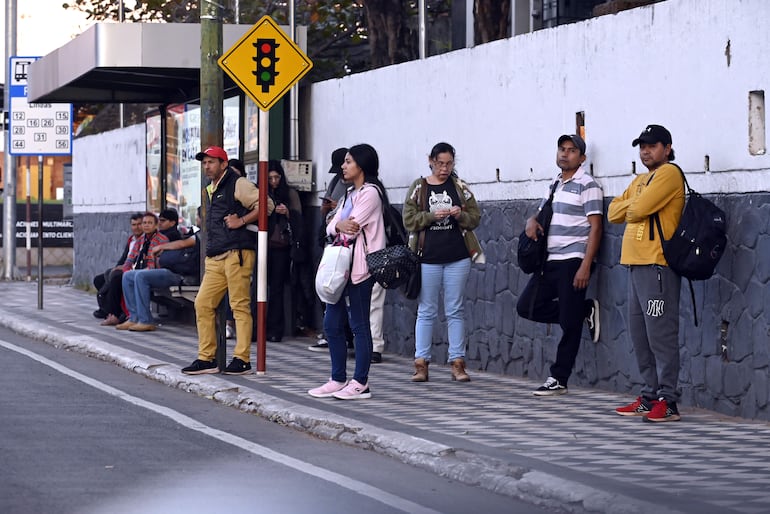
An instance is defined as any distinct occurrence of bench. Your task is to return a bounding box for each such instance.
[151,285,199,320]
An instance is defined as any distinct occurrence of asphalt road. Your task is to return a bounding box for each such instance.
[0,327,552,514]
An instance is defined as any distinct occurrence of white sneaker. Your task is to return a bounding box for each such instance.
[332,379,372,400]
[585,299,600,343]
[308,339,329,352]
[308,379,348,398]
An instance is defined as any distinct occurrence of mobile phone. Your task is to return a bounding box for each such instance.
[319,196,332,202]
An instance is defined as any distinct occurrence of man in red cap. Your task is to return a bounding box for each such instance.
[182,146,274,376]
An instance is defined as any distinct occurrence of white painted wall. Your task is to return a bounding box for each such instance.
[308,0,770,201]
[72,124,146,213]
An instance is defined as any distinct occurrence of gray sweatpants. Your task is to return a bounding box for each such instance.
[628,265,682,403]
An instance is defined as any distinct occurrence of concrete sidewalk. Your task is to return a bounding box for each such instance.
[1,281,768,514]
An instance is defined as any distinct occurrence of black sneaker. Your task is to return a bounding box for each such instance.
[181,359,219,375]
[533,377,568,396]
[93,309,107,319]
[585,299,600,343]
[370,352,382,364]
[224,357,252,375]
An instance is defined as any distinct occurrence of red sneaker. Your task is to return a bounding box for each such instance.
[615,396,653,416]
[644,398,681,422]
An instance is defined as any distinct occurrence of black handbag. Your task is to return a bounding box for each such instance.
[403,252,422,300]
[517,180,559,274]
[366,244,419,289]
[402,179,427,299]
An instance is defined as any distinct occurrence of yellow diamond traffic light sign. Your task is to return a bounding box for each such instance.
[219,16,313,111]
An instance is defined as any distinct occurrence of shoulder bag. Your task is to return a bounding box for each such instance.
[315,235,353,305]
[517,180,559,274]
[365,186,418,290]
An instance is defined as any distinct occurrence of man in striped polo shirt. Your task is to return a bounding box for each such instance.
[516,134,604,396]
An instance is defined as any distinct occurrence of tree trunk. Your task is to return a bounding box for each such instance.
[361,0,412,68]
[475,0,510,44]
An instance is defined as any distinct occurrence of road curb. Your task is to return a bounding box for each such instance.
[0,309,676,514]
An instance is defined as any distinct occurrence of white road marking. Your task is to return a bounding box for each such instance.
[1,339,442,514]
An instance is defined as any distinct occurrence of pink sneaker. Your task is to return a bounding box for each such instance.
[332,379,371,400]
[308,379,347,398]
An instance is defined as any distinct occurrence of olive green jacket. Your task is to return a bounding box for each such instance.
[402,176,485,263]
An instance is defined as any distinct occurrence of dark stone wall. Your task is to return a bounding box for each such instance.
[383,193,770,421]
[72,194,770,420]
[72,212,138,289]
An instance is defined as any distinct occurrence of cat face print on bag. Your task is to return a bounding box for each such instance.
[429,190,454,230]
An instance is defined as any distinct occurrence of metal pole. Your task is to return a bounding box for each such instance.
[159,105,168,211]
[3,0,18,280]
[200,0,225,367]
[466,0,474,48]
[25,157,31,279]
[418,0,427,59]
[37,155,43,309]
[288,0,299,159]
[118,0,124,128]
[256,109,269,374]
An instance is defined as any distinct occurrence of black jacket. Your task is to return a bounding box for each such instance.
[205,170,256,257]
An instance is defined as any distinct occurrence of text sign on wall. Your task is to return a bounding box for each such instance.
[8,56,73,156]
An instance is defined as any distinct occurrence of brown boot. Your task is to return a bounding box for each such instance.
[451,358,471,382]
[412,358,429,382]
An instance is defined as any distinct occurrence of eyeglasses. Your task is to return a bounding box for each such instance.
[433,159,454,169]
[158,218,168,222]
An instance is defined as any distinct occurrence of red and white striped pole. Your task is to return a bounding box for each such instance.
[255,108,270,374]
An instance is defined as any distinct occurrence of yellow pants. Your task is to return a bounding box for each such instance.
[194,249,255,363]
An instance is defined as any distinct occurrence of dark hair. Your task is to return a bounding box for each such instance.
[228,158,245,175]
[429,142,455,160]
[429,141,458,178]
[142,211,158,223]
[347,143,392,207]
[669,148,676,161]
[267,159,291,204]
[159,208,179,224]
[130,212,144,221]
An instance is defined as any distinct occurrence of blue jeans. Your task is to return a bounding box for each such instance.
[122,269,182,324]
[415,258,471,362]
[323,276,374,385]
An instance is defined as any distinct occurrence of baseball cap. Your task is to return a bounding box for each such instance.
[557,134,586,155]
[632,125,672,147]
[195,146,228,162]
[159,208,179,224]
[329,147,348,173]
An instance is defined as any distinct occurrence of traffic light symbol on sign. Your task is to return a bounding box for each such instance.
[254,38,280,93]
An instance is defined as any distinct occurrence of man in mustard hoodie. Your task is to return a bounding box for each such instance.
[608,124,685,422]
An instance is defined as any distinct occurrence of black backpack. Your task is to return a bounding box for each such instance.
[650,164,727,324]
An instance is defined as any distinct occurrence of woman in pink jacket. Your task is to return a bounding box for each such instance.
[309,143,387,400]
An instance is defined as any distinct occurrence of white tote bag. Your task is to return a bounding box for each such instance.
[315,239,353,304]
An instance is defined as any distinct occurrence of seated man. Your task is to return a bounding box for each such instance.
[93,212,143,321]
[104,212,168,328]
[117,228,200,332]
[158,208,182,241]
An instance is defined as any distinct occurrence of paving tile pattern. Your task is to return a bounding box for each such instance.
[4,282,770,514]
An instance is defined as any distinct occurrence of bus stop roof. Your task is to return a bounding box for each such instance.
[27,22,254,104]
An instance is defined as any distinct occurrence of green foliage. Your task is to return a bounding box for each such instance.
[63,0,373,80]
[63,1,461,81]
